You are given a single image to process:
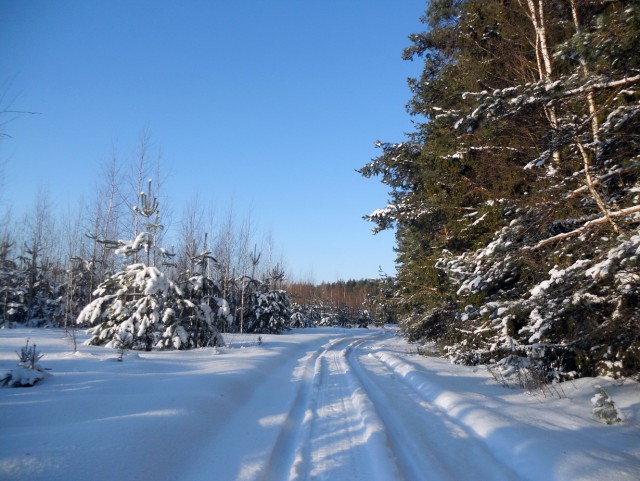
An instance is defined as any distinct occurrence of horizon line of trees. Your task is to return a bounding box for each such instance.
[286,277,397,327]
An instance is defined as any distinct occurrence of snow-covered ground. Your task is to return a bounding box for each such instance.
[1,327,638,481]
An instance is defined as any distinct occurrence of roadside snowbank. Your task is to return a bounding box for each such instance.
[366,335,640,481]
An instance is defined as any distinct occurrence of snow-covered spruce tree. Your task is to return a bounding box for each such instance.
[244,287,292,334]
[159,236,229,349]
[361,0,640,379]
[78,261,174,350]
[432,0,640,378]
[0,241,29,327]
[0,241,60,328]
[65,257,98,329]
[77,180,226,350]
[363,275,398,327]
[58,257,97,352]
[305,304,322,327]
[288,303,321,328]
[356,310,372,329]
[288,302,317,329]
[288,311,308,329]
[332,306,355,327]
[16,189,66,327]
[591,385,622,424]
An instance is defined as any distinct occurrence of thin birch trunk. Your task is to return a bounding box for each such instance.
[521,0,561,166]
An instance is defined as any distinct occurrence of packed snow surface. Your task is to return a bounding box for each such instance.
[1,327,639,481]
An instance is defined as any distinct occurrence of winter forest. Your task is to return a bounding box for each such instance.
[1,1,640,480]
[0,139,384,347]
[1,0,639,380]
[360,0,640,380]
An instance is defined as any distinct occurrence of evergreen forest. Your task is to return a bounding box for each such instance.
[360,0,640,379]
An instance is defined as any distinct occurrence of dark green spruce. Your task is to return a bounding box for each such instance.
[360,0,640,379]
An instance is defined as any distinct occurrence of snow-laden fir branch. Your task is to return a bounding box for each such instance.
[525,205,640,251]
[566,161,640,199]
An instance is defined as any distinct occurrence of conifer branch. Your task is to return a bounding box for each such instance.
[525,205,640,251]
[566,162,640,199]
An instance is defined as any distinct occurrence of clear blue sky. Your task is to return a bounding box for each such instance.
[0,0,425,283]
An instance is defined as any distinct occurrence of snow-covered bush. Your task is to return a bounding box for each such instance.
[287,303,316,329]
[1,339,48,387]
[591,385,622,425]
[356,310,372,328]
[289,311,312,329]
[317,316,333,327]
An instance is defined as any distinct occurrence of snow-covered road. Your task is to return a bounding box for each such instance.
[1,328,639,481]
[255,333,519,481]
[346,336,520,481]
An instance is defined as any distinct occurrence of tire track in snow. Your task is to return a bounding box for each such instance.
[262,332,520,481]
[183,334,348,481]
[307,338,401,481]
[261,334,402,481]
[259,337,341,481]
[345,338,522,481]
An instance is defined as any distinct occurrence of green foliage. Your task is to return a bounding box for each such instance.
[244,289,292,334]
[0,251,61,328]
[77,188,227,351]
[362,0,640,379]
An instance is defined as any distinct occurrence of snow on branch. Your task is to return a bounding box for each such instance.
[566,161,640,199]
[452,74,640,135]
[365,201,433,233]
[525,205,640,251]
[565,74,640,97]
[444,145,522,160]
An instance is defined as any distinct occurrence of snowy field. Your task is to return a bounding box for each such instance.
[1,327,639,481]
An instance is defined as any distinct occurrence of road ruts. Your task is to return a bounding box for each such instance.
[261,333,401,481]
[345,337,522,481]
[262,331,521,481]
